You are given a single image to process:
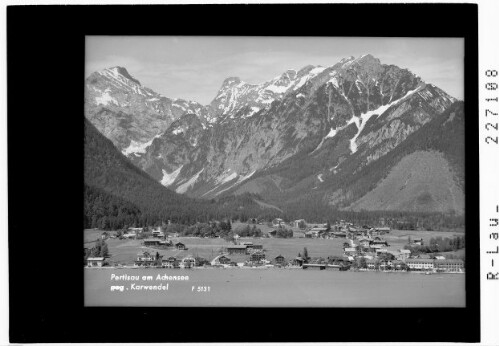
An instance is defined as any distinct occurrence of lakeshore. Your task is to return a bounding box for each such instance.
[84,225,465,307]
[85,267,465,307]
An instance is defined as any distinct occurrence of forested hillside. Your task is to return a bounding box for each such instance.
[84,184,142,229]
[85,118,208,223]
[84,119,283,228]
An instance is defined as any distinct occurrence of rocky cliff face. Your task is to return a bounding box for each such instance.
[206,66,326,123]
[85,66,208,156]
[84,54,463,215]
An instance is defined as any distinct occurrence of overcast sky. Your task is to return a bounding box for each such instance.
[86,36,464,105]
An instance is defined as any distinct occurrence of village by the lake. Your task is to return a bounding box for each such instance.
[84,217,465,274]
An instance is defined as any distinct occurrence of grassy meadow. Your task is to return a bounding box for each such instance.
[84,226,465,265]
[382,229,464,249]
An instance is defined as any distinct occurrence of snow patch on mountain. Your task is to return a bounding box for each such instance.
[328,75,339,88]
[310,66,326,75]
[242,107,261,119]
[95,89,118,106]
[122,133,161,156]
[265,84,290,93]
[161,165,183,187]
[349,85,424,153]
[239,170,256,182]
[176,168,204,194]
[210,65,333,123]
[202,170,257,198]
[293,77,308,90]
[216,171,239,185]
[172,128,184,135]
[310,125,345,155]
[97,67,143,93]
[293,66,326,91]
[258,98,274,104]
[339,56,355,66]
[329,163,340,172]
[317,174,324,182]
[173,104,187,111]
[326,127,338,139]
[214,170,257,196]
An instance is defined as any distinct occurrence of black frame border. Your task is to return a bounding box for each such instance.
[7,3,479,343]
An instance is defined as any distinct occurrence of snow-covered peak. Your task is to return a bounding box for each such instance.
[112,66,141,84]
[341,54,381,70]
[270,69,297,83]
[310,66,326,74]
[221,77,245,88]
[210,69,301,121]
[97,66,141,86]
[209,63,334,122]
[207,53,423,125]
[339,56,355,65]
[296,64,316,76]
[85,65,209,156]
[291,65,326,91]
[89,66,158,100]
[264,70,301,94]
[284,69,297,78]
[88,66,207,117]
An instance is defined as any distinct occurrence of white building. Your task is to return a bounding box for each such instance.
[87,257,105,267]
[293,219,306,228]
[406,259,434,271]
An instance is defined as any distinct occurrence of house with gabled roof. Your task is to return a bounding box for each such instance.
[292,256,305,266]
[175,242,187,250]
[87,257,105,267]
[211,255,231,266]
[274,255,286,266]
[181,256,196,268]
[249,250,265,263]
[396,249,411,260]
[162,256,179,268]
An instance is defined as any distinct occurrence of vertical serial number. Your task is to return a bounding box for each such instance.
[485,69,499,144]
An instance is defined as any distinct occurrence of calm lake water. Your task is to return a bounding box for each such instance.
[84,268,465,307]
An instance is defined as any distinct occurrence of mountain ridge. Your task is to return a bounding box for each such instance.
[84,54,463,216]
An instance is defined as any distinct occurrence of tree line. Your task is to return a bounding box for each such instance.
[405,235,465,254]
[84,238,109,259]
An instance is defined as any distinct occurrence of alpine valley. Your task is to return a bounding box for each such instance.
[84,54,465,224]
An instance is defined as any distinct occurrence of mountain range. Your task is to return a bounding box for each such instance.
[84,54,465,217]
